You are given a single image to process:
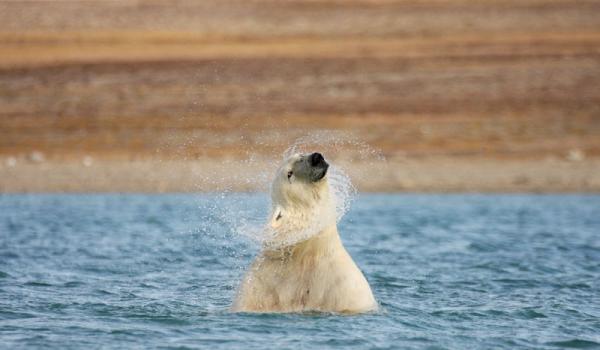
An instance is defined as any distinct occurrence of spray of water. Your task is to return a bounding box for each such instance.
[282,130,384,220]
[213,131,384,249]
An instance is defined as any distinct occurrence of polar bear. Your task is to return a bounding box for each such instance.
[231,152,377,314]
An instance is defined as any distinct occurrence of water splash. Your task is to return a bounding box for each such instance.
[328,165,357,223]
[217,132,382,249]
[194,131,385,257]
[282,130,384,223]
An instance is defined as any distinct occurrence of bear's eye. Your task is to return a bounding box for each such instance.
[287,171,293,180]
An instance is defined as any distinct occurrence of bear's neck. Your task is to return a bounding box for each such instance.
[263,224,343,260]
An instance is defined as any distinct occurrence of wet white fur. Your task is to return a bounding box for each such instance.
[232,154,377,313]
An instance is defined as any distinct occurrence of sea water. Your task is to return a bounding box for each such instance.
[1,193,599,349]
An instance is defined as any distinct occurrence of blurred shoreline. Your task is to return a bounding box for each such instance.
[2,157,599,193]
[1,1,599,193]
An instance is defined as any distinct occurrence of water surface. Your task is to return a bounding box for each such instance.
[1,194,599,349]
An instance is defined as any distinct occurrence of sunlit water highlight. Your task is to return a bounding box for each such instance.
[1,194,599,349]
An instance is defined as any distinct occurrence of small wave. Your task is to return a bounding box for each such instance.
[95,289,115,295]
[0,252,19,259]
[63,281,85,288]
[23,281,53,287]
[491,278,542,289]
[563,282,592,290]
[514,308,547,319]
[0,310,36,320]
[129,315,192,326]
[547,339,600,349]
[46,302,69,311]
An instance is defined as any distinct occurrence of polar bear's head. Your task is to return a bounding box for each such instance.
[267,152,335,240]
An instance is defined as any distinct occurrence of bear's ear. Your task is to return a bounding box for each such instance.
[269,206,284,228]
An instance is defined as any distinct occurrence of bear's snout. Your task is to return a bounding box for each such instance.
[310,152,326,167]
[308,152,328,182]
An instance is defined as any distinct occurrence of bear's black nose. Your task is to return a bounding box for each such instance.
[310,152,324,166]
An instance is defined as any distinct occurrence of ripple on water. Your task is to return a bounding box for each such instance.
[513,308,547,320]
[62,281,85,288]
[0,310,36,320]
[547,339,600,349]
[23,281,53,287]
